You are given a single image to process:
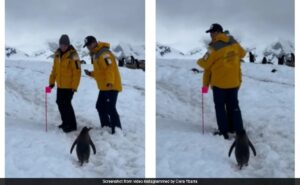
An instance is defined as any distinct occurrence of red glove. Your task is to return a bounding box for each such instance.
[202,86,209,94]
[45,86,52,93]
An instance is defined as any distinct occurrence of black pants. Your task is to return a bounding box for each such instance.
[96,91,122,130]
[56,88,77,129]
[212,86,244,135]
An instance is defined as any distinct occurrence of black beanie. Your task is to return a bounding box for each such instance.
[59,34,70,46]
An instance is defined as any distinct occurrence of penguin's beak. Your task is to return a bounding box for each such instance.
[88,127,93,131]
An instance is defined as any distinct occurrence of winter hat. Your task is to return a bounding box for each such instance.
[59,34,70,46]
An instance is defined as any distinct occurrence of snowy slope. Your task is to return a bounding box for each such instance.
[5,59,145,177]
[156,59,294,177]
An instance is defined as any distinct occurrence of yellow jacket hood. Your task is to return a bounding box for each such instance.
[212,33,230,43]
[91,42,111,54]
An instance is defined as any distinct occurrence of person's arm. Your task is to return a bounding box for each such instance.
[237,44,246,59]
[239,67,242,84]
[237,44,245,84]
[102,53,115,88]
[197,49,216,70]
[90,71,95,78]
[70,52,81,91]
[49,59,56,87]
[203,69,211,87]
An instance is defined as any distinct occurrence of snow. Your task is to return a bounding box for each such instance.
[156,59,294,177]
[5,59,145,177]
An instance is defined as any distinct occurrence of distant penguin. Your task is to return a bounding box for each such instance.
[70,127,96,166]
[228,129,256,169]
[190,68,200,74]
[271,69,277,73]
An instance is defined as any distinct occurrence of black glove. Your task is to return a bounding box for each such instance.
[49,84,55,89]
[84,69,92,76]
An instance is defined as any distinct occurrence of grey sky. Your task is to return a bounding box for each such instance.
[6,0,145,52]
[157,0,294,51]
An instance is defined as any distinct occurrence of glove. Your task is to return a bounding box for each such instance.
[84,69,92,76]
[202,86,209,94]
[49,84,55,89]
[72,89,77,92]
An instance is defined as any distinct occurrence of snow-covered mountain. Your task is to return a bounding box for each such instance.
[157,39,294,65]
[244,39,294,64]
[112,42,145,60]
[262,40,294,64]
[5,42,145,63]
[263,40,294,57]
[156,43,185,59]
[185,47,205,59]
[5,46,30,59]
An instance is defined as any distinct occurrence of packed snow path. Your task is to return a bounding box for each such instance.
[6,59,145,177]
[156,59,294,177]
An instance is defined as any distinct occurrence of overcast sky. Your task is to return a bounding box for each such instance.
[157,0,294,52]
[6,0,145,52]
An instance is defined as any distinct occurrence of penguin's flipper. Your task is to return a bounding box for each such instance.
[90,139,96,154]
[228,141,236,157]
[70,139,77,154]
[249,140,257,156]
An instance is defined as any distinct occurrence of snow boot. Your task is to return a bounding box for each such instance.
[213,130,222,136]
[58,123,66,129]
[112,126,115,135]
[223,133,229,140]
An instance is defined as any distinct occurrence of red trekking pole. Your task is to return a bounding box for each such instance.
[45,86,52,132]
[201,86,208,134]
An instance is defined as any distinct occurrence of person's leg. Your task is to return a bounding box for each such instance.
[226,104,234,133]
[96,91,110,128]
[212,87,228,138]
[56,88,67,128]
[64,89,77,130]
[226,88,244,134]
[106,91,122,134]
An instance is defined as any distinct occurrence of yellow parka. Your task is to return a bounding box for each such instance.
[197,33,246,89]
[49,45,81,90]
[90,42,122,91]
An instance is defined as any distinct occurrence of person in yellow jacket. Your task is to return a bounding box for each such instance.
[197,24,246,139]
[83,36,122,134]
[49,34,81,133]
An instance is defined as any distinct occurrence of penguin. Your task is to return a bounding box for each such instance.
[70,127,96,166]
[228,129,256,169]
[190,68,200,74]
